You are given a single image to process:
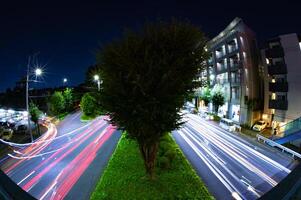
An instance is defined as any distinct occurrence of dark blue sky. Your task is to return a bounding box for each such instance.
[0,0,300,92]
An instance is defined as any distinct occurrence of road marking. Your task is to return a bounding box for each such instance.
[17,171,35,185]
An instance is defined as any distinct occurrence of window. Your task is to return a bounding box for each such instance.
[216,73,228,84]
[277,94,286,101]
[240,36,244,47]
[222,45,226,55]
[231,87,239,99]
[299,42,301,51]
[266,58,270,65]
[269,41,281,49]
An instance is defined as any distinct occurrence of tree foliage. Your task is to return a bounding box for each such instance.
[63,88,73,112]
[80,93,97,117]
[95,20,208,178]
[49,91,65,115]
[29,102,42,135]
[211,84,225,114]
[200,87,211,106]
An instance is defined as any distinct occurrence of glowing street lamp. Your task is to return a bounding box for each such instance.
[26,64,43,142]
[35,68,42,76]
[63,78,68,83]
[94,75,100,91]
[94,75,99,81]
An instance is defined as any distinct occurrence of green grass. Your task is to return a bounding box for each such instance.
[80,113,96,121]
[91,134,213,200]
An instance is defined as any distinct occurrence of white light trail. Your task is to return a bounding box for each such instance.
[8,120,106,159]
[0,118,96,148]
[188,114,291,174]
[17,170,35,185]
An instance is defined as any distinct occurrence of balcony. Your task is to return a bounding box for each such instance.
[269,82,288,92]
[228,46,238,54]
[269,99,288,110]
[231,79,241,86]
[231,97,240,104]
[268,63,287,75]
[230,62,240,70]
[265,46,284,58]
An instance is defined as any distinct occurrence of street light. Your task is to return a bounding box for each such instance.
[94,75,99,81]
[35,68,42,76]
[94,74,100,91]
[26,62,43,142]
[63,78,68,83]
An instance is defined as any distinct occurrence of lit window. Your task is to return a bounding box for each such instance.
[266,58,270,65]
[240,36,244,46]
[299,42,301,51]
[243,52,247,59]
[272,78,276,83]
[272,93,276,100]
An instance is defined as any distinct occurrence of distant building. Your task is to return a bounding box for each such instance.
[202,18,262,125]
[261,33,301,128]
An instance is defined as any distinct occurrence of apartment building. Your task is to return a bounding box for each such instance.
[202,18,262,125]
[261,33,301,128]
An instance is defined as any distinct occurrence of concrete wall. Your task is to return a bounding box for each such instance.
[280,34,301,121]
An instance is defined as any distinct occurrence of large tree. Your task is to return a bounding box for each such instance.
[96,20,207,178]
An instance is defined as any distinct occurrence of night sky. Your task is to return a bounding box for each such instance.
[0,1,300,92]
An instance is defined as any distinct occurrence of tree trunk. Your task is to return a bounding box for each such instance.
[215,105,219,114]
[36,122,40,136]
[139,141,159,179]
[194,97,198,109]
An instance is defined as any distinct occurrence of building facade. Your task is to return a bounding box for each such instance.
[202,18,262,125]
[261,33,301,129]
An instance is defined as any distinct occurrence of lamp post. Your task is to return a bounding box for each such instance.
[26,58,42,142]
[94,75,100,91]
[63,78,68,87]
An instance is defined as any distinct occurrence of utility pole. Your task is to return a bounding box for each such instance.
[26,56,34,142]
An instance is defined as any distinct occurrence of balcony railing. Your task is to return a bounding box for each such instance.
[230,62,240,70]
[269,82,288,92]
[268,63,287,75]
[269,99,288,110]
[231,79,241,86]
[265,46,284,58]
[228,46,238,54]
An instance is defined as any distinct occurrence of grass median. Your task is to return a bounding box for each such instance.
[91,133,213,200]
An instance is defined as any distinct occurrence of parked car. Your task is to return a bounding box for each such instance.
[252,120,267,132]
[14,124,28,134]
[219,118,236,132]
[0,127,13,141]
[199,111,210,120]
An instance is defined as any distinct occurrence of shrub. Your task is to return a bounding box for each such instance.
[241,123,251,129]
[165,149,177,161]
[80,93,97,117]
[157,133,177,170]
[158,156,171,170]
[213,115,221,121]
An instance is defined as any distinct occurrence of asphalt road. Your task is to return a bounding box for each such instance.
[173,113,298,200]
[0,111,121,200]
